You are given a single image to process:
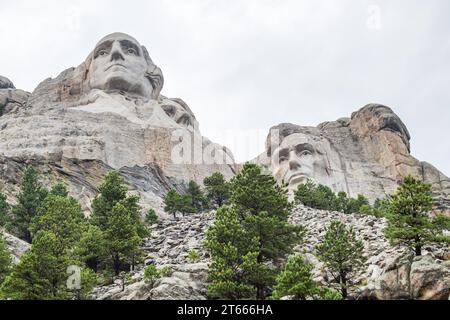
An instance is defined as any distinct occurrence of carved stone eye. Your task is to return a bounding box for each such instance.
[298,150,312,157]
[127,48,137,55]
[279,156,288,163]
[99,50,108,56]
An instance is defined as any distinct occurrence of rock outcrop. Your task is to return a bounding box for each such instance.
[0,33,235,214]
[93,206,449,300]
[1,231,30,263]
[256,104,450,210]
[358,254,450,300]
[0,76,15,89]
[0,76,29,117]
[94,212,213,300]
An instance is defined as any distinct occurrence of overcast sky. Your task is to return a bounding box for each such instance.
[1,0,449,175]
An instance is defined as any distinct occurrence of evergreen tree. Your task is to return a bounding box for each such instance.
[203,172,230,208]
[316,220,366,299]
[186,180,207,212]
[71,268,98,300]
[271,254,317,300]
[204,206,260,299]
[145,208,159,225]
[92,171,128,229]
[225,163,305,299]
[295,181,336,211]
[0,233,11,284]
[333,191,350,213]
[74,224,108,273]
[31,194,86,248]
[92,171,147,237]
[348,195,370,214]
[179,194,196,216]
[372,198,392,217]
[104,203,142,275]
[0,193,9,227]
[49,183,69,197]
[10,166,48,243]
[164,189,182,219]
[0,230,74,300]
[384,175,450,256]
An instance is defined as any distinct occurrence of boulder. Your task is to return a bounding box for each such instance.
[358,253,450,300]
[0,76,15,89]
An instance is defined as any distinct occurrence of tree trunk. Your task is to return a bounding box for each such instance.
[415,245,422,256]
[255,253,265,300]
[114,255,120,276]
[340,273,348,299]
[24,230,32,244]
[414,236,422,256]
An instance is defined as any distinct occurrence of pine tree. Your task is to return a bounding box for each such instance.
[104,203,142,275]
[204,206,260,299]
[333,191,350,213]
[216,163,305,299]
[10,166,48,243]
[186,180,207,212]
[164,189,182,219]
[92,171,147,237]
[31,194,86,248]
[271,254,317,300]
[0,230,74,300]
[49,183,69,197]
[71,268,98,300]
[348,194,370,214]
[315,220,366,299]
[145,208,159,225]
[0,193,9,227]
[74,224,108,273]
[203,172,230,208]
[179,194,196,216]
[0,233,12,284]
[384,175,450,256]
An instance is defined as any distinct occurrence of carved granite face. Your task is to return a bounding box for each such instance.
[271,133,331,189]
[88,33,153,99]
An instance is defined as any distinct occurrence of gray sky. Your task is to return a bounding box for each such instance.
[1,0,449,175]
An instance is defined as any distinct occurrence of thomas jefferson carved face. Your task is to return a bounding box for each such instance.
[88,33,162,100]
[271,133,331,189]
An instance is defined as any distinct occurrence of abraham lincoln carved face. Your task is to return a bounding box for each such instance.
[87,33,163,100]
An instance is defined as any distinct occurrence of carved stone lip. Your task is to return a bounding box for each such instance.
[105,63,127,71]
[288,173,308,185]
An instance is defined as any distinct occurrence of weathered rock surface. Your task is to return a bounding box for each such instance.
[0,76,29,116]
[94,207,449,300]
[1,230,30,263]
[256,104,450,211]
[0,76,15,89]
[358,254,450,300]
[94,212,213,300]
[0,34,235,213]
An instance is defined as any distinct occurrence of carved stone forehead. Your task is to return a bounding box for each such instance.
[95,32,141,48]
[279,133,315,148]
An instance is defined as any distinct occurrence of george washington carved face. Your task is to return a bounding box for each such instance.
[87,33,163,100]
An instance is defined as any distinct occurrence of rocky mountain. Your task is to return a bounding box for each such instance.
[255,104,450,214]
[0,33,235,217]
[0,33,448,300]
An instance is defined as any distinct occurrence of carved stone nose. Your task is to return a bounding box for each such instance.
[289,151,301,169]
[111,50,125,62]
